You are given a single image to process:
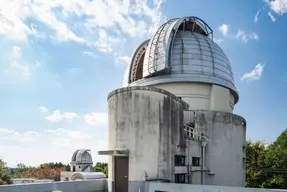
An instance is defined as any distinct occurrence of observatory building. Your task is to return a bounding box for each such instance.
[70,149,93,172]
[99,16,246,192]
[61,149,105,181]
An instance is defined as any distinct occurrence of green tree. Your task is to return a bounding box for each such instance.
[245,129,287,189]
[0,158,12,185]
[93,162,108,177]
[64,164,70,171]
[16,163,26,170]
[245,140,268,188]
[262,129,287,189]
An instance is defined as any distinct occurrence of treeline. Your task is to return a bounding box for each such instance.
[245,129,287,189]
[0,129,286,188]
[93,162,108,177]
[0,161,108,185]
[7,162,71,181]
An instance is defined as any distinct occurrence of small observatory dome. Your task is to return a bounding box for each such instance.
[124,16,239,104]
[70,149,93,172]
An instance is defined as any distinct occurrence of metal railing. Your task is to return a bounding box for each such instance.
[183,124,204,141]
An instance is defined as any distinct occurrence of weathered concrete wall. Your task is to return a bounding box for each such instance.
[184,110,246,187]
[147,182,287,192]
[61,171,74,181]
[185,139,202,184]
[194,110,246,187]
[107,86,189,192]
[0,179,108,192]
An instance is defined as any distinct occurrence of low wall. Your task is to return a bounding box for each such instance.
[0,179,108,192]
[147,182,287,192]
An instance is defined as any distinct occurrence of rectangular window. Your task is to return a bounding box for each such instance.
[174,155,186,166]
[174,173,186,183]
[192,157,200,166]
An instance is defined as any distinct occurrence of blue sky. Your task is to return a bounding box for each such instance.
[0,0,287,167]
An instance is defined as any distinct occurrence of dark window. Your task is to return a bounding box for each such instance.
[174,174,186,183]
[192,157,200,166]
[174,155,186,166]
[155,191,167,192]
[200,132,204,139]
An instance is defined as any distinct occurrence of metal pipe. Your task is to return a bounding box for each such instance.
[201,144,203,185]
[201,139,207,185]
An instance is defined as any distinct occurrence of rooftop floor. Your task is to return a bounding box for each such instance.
[0,179,286,192]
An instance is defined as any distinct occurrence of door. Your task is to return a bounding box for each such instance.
[115,156,129,192]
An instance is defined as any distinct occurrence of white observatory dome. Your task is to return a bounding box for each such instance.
[124,16,239,103]
[70,149,93,172]
[71,149,93,163]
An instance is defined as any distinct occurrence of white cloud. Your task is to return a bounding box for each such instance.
[267,0,287,15]
[268,12,277,22]
[236,29,259,43]
[213,38,223,44]
[62,112,79,120]
[47,128,91,140]
[46,110,79,122]
[0,128,40,142]
[82,51,98,58]
[46,110,62,122]
[7,46,30,77]
[254,8,263,23]
[0,0,33,42]
[84,112,108,126]
[218,24,229,36]
[39,106,48,112]
[241,63,264,81]
[0,127,107,167]
[82,0,165,38]
[0,0,166,54]
[236,29,248,43]
[90,29,121,53]
[249,33,259,40]
[116,56,131,66]
[35,61,41,68]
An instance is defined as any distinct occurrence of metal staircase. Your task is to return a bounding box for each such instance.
[183,124,204,141]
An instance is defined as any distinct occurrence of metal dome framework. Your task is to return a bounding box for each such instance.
[128,39,150,83]
[70,149,93,172]
[143,16,214,78]
[71,149,93,164]
[125,16,239,103]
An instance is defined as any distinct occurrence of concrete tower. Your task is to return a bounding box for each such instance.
[100,16,246,192]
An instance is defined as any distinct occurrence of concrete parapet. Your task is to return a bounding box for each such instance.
[147,182,287,192]
[0,179,108,192]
